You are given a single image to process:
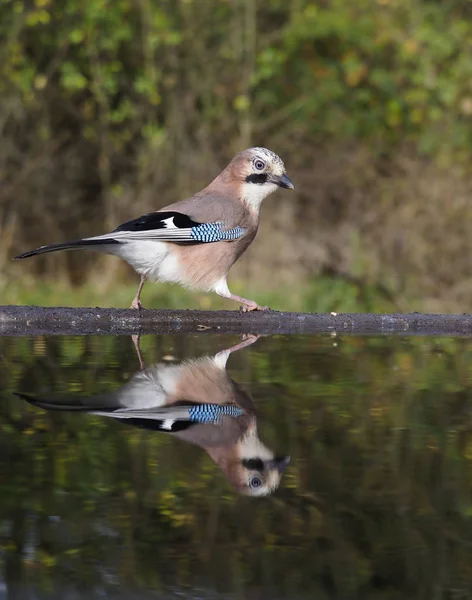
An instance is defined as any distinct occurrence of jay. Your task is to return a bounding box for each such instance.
[15,147,294,311]
[15,335,290,497]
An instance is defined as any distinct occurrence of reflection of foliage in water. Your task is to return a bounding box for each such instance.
[1,334,472,598]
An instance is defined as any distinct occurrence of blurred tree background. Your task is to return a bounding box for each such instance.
[2,0,472,311]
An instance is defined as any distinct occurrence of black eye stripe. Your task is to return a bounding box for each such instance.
[245,173,268,185]
[242,458,265,470]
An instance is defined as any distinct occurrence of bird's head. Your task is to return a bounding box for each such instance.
[209,431,291,497]
[236,455,291,497]
[227,147,294,212]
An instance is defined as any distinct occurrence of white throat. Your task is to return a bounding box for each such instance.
[242,182,278,213]
[238,430,274,461]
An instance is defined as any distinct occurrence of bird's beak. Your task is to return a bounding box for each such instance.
[268,456,291,473]
[276,172,294,190]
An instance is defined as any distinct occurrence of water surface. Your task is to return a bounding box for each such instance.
[1,333,472,599]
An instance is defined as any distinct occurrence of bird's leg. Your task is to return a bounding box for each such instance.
[132,334,145,370]
[214,280,269,312]
[130,275,146,310]
[214,334,260,369]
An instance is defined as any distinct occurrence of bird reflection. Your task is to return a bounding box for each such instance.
[15,335,290,497]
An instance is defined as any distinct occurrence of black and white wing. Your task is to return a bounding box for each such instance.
[91,211,246,244]
[13,211,246,259]
[15,392,244,433]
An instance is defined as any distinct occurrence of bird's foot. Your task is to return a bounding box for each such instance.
[239,333,262,343]
[240,302,270,313]
[130,298,143,310]
[223,292,270,313]
[130,276,146,310]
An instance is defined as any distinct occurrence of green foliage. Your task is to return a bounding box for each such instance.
[3,0,472,164]
[277,0,472,159]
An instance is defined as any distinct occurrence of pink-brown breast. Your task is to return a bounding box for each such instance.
[173,228,257,291]
[158,162,260,290]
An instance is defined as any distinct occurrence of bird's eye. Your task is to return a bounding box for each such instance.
[249,476,262,489]
[254,159,265,171]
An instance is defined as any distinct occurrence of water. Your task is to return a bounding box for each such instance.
[2,333,472,599]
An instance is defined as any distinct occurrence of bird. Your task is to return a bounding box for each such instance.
[15,335,290,497]
[14,147,294,311]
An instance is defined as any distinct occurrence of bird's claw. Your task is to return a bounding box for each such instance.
[130,299,143,310]
[240,303,270,313]
[240,333,261,342]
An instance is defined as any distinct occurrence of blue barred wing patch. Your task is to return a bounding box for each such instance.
[188,404,245,424]
[190,222,245,243]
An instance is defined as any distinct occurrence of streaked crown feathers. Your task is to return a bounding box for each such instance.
[234,147,286,177]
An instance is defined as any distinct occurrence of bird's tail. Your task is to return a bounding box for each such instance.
[14,392,94,411]
[13,238,119,260]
